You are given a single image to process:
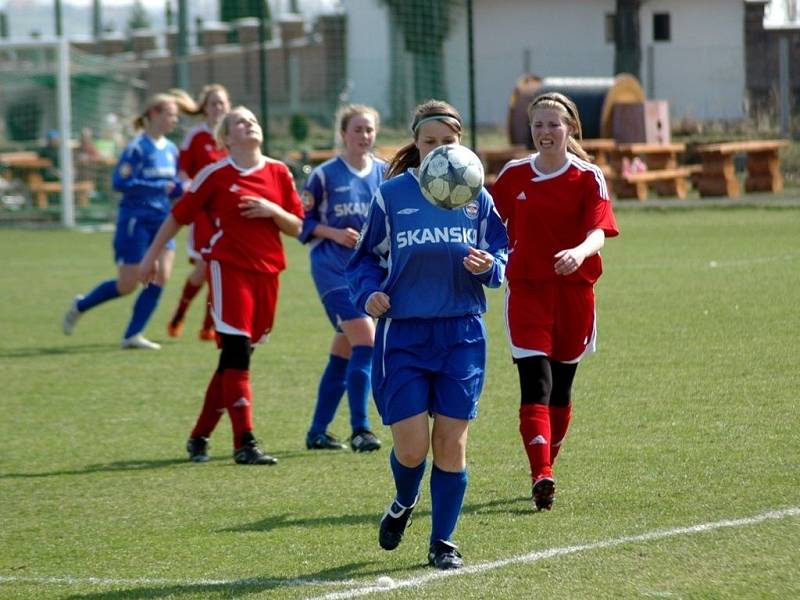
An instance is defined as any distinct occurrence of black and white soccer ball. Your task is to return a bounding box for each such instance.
[418,144,484,210]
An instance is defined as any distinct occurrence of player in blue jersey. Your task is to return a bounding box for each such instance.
[346,100,508,570]
[298,104,386,453]
[62,93,186,349]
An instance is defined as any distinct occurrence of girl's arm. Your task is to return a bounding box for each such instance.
[139,215,182,283]
[239,196,303,237]
[554,228,605,276]
[346,191,390,314]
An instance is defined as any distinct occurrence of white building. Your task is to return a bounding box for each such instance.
[344,0,753,126]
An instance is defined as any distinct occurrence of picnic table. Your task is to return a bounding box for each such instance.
[0,151,95,208]
[693,139,790,197]
[610,142,689,200]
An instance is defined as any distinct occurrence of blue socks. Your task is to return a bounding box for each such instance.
[430,464,467,544]
[390,449,426,508]
[346,345,373,432]
[77,279,119,312]
[308,354,348,436]
[123,284,163,339]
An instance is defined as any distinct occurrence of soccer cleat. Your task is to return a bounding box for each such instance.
[350,429,382,453]
[167,318,184,338]
[120,334,162,350]
[532,476,556,511]
[378,494,418,550]
[305,431,347,450]
[62,295,83,335]
[428,539,464,570]
[186,436,210,462]
[198,327,216,341]
[234,435,278,465]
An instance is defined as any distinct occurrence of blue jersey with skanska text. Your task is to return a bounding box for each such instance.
[298,155,386,298]
[346,169,508,319]
[112,134,185,222]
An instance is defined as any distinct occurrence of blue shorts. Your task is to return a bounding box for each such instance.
[372,315,487,425]
[114,214,175,265]
[321,288,369,332]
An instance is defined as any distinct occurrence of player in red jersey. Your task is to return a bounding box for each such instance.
[492,92,619,511]
[139,106,304,465]
[167,84,231,341]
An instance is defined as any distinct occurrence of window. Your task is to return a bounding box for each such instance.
[605,13,615,44]
[653,13,671,42]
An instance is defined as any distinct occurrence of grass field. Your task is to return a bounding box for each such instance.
[1,205,799,599]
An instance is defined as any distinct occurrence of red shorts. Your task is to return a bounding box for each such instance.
[207,260,279,345]
[187,214,214,262]
[505,280,596,363]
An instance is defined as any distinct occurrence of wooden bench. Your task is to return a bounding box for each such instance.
[614,167,693,201]
[29,180,95,209]
[610,142,686,198]
[693,139,790,197]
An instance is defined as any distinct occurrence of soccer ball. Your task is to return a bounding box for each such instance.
[418,144,484,210]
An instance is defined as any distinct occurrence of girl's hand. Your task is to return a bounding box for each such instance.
[333,227,361,248]
[463,246,494,274]
[554,248,586,276]
[365,292,391,318]
[139,255,158,284]
[239,195,278,219]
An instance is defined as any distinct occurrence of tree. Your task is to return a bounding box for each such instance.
[614,0,641,78]
[219,0,271,22]
[382,0,453,111]
[127,0,152,31]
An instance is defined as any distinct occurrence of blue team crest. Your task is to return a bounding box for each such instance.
[118,162,133,179]
[462,201,479,219]
[301,190,315,210]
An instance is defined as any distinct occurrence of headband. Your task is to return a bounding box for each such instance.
[411,113,462,134]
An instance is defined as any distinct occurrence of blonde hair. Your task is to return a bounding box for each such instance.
[336,103,380,133]
[215,105,256,148]
[527,92,590,161]
[386,99,462,179]
[170,84,231,118]
[132,93,178,130]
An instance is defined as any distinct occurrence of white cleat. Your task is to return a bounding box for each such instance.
[62,295,84,335]
[120,333,162,350]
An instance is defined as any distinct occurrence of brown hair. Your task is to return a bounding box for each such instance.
[527,92,590,161]
[132,93,178,130]
[170,84,231,118]
[336,103,380,133]
[386,99,462,179]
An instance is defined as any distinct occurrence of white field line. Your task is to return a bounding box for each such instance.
[1,507,796,595]
[306,506,800,600]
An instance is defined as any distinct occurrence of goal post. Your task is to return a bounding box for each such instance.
[0,38,141,227]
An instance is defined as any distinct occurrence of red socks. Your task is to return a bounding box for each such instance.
[190,371,224,439]
[223,369,253,449]
[519,404,552,482]
[549,404,573,464]
[174,280,203,322]
[202,291,214,331]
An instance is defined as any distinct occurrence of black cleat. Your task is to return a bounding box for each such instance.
[186,436,210,462]
[350,429,381,453]
[428,540,464,570]
[532,476,555,511]
[378,495,418,550]
[234,433,277,465]
[306,431,348,450]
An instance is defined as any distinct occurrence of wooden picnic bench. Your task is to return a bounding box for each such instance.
[610,142,688,200]
[29,180,95,209]
[693,139,790,197]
